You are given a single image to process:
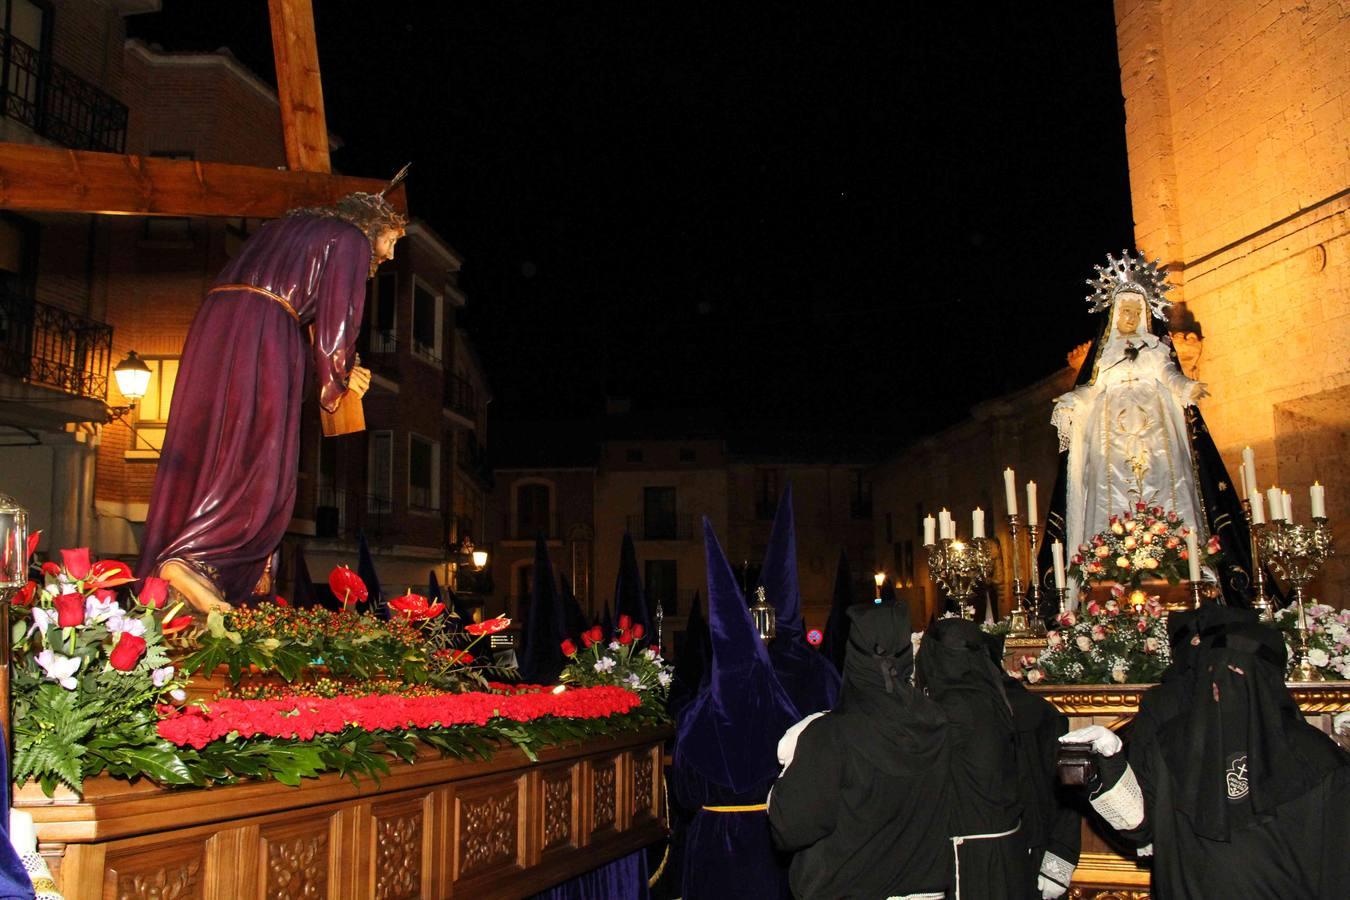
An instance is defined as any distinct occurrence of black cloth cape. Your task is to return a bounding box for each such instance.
[915,619,1026,899]
[1117,623,1350,899]
[769,603,951,899]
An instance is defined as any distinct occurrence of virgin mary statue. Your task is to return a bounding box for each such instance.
[1041,252,1253,612]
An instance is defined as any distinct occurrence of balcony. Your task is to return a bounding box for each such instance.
[355,328,399,379]
[313,486,397,541]
[626,513,695,541]
[1,29,128,152]
[445,371,477,422]
[0,291,112,402]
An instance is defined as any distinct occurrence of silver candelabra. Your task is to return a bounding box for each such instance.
[1257,517,1334,682]
[926,537,995,620]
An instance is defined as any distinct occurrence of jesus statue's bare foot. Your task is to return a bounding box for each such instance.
[159,560,232,616]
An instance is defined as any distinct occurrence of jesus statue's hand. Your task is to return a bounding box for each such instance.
[347,365,372,399]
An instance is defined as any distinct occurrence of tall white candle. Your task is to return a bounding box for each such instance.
[1185,529,1201,581]
[1026,481,1039,526]
[1238,463,1249,500]
[972,507,986,539]
[1242,447,1257,498]
[1267,486,1284,521]
[1311,482,1326,519]
[1251,492,1266,525]
[938,509,952,541]
[1051,540,1066,589]
[1283,491,1293,522]
[1003,468,1018,516]
[923,515,936,546]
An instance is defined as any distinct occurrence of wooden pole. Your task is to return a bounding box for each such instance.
[0,144,402,218]
[268,0,332,174]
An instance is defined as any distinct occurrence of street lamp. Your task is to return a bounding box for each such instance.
[113,350,152,403]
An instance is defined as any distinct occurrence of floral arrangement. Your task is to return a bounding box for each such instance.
[1068,503,1220,588]
[1273,602,1350,680]
[560,615,673,704]
[9,542,667,797]
[1017,592,1171,685]
[10,546,195,795]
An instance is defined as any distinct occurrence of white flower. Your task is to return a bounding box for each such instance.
[1308,648,1330,668]
[593,657,616,673]
[624,673,643,691]
[1075,635,1093,652]
[108,616,146,637]
[608,641,621,651]
[1111,664,1128,684]
[657,670,672,687]
[35,648,80,690]
[643,647,659,661]
[85,594,122,621]
[170,688,187,702]
[29,606,57,635]
[151,665,175,687]
[1025,668,1044,684]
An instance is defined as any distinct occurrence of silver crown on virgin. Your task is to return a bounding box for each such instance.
[1085,250,1173,320]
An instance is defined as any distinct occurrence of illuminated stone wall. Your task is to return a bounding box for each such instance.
[1115,0,1350,603]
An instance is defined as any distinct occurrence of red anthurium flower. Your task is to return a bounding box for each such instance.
[446,650,474,665]
[560,639,578,656]
[139,576,169,608]
[40,561,61,578]
[272,595,290,607]
[109,632,148,670]
[13,581,36,607]
[618,613,632,631]
[328,566,368,607]
[465,615,511,636]
[388,592,445,620]
[60,548,91,580]
[89,559,135,588]
[631,623,645,641]
[25,530,40,562]
[160,615,195,636]
[54,592,85,627]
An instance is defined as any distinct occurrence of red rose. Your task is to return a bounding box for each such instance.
[54,592,84,627]
[1136,619,1149,633]
[618,614,632,631]
[60,547,91,580]
[328,566,368,607]
[631,623,645,640]
[138,576,169,608]
[618,629,633,645]
[89,559,135,587]
[465,616,511,636]
[589,624,603,643]
[161,615,195,636]
[109,632,147,671]
[560,639,578,656]
[13,581,36,607]
[581,630,597,648]
[40,561,60,578]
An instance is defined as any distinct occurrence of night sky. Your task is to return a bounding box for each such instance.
[129,2,1133,445]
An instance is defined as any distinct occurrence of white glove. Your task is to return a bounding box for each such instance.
[776,712,827,769]
[1038,874,1068,899]
[1060,724,1122,757]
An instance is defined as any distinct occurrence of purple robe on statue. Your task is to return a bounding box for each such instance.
[137,215,370,603]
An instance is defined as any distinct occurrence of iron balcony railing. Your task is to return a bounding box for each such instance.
[0,290,111,401]
[1,29,128,152]
[445,371,477,420]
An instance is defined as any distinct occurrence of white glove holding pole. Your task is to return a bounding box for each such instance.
[1060,724,1123,756]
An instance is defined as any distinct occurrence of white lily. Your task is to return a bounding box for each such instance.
[35,648,81,690]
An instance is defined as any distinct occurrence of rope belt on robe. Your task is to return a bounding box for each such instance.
[950,821,1020,900]
[207,283,300,322]
[701,804,768,812]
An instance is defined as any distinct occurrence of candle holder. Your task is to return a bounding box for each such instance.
[1257,517,1333,682]
[1189,579,1205,610]
[1057,587,1069,618]
[1005,514,1032,635]
[1241,500,1273,621]
[925,537,995,621]
[1026,521,1045,625]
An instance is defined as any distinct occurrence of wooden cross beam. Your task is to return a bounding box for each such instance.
[0,0,404,219]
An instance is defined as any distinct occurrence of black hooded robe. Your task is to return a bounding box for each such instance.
[1089,623,1350,899]
[769,603,951,899]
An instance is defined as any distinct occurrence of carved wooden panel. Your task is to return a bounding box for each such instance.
[591,756,618,834]
[260,819,330,900]
[455,780,522,882]
[106,842,205,900]
[542,770,574,851]
[631,749,656,822]
[372,800,425,900]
